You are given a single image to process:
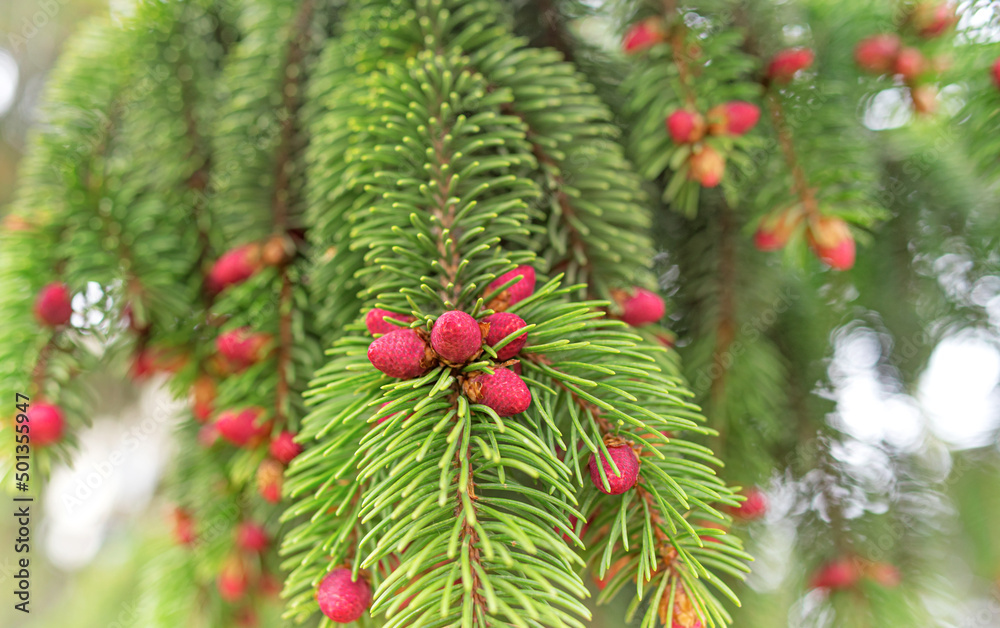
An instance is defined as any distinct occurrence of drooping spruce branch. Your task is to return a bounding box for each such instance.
[282,3,747,628]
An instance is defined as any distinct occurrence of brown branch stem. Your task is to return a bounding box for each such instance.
[765,91,819,217]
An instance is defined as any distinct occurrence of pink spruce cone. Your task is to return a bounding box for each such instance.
[269,430,302,465]
[367,328,432,379]
[236,522,269,553]
[257,459,283,503]
[486,265,536,309]
[807,215,856,271]
[207,244,262,294]
[217,558,250,602]
[216,327,272,371]
[665,109,706,144]
[855,34,901,74]
[316,568,372,623]
[589,444,640,494]
[707,101,761,136]
[34,282,72,326]
[483,312,528,360]
[618,288,666,327]
[430,310,482,364]
[767,48,814,82]
[730,487,768,520]
[215,407,272,448]
[468,367,532,416]
[623,17,665,54]
[29,402,66,447]
[365,308,415,336]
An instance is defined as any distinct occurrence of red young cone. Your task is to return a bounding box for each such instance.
[235,608,258,628]
[910,2,957,38]
[618,288,666,327]
[623,17,665,54]
[767,48,815,82]
[236,522,269,553]
[867,562,902,587]
[485,265,536,310]
[911,84,938,115]
[730,487,768,520]
[707,101,760,136]
[34,282,72,326]
[688,146,725,187]
[855,34,901,74]
[217,557,250,602]
[367,328,432,379]
[269,430,302,465]
[558,513,592,544]
[483,312,528,360]
[595,556,630,591]
[364,308,415,336]
[216,327,272,371]
[754,206,804,251]
[29,402,65,447]
[191,375,216,423]
[665,109,706,144]
[993,58,1000,89]
[172,507,196,546]
[430,310,482,364]
[215,407,272,448]
[666,583,703,628]
[198,424,219,448]
[257,459,284,503]
[316,568,373,623]
[811,558,861,590]
[207,243,263,294]
[131,346,187,381]
[468,367,532,416]
[589,443,640,494]
[259,572,283,597]
[376,401,411,425]
[894,47,927,81]
[807,215,856,270]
